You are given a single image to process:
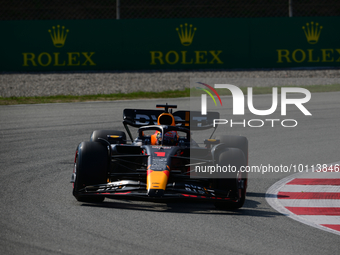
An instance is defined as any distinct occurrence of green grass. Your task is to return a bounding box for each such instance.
[1,84,340,105]
[0,90,191,105]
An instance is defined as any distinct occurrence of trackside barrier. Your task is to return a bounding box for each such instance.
[1,17,339,72]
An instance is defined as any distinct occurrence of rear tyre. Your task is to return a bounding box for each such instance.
[218,135,248,164]
[73,141,109,203]
[213,148,247,210]
[90,130,126,145]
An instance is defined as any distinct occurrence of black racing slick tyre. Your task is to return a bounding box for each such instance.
[90,130,126,145]
[73,141,109,203]
[215,135,248,209]
[218,135,248,165]
[213,148,247,210]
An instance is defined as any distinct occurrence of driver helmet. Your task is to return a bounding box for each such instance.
[150,112,179,145]
[151,130,179,145]
[163,130,179,145]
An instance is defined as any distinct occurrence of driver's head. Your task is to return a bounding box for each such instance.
[163,131,179,145]
[150,131,178,146]
[151,113,177,145]
[151,131,161,145]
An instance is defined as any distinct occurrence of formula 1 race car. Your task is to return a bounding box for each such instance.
[71,104,248,209]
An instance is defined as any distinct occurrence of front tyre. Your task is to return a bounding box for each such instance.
[213,148,247,210]
[73,141,109,203]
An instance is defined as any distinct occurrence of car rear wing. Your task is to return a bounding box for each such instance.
[123,109,219,130]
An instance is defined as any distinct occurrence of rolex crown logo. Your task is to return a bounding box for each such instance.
[48,25,69,48]
[176,23,197,46]
[302,22,322,44]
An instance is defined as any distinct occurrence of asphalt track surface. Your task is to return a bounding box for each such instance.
[1,92,340,255]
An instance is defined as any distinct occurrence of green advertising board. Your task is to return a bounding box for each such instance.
[0,17,339,72]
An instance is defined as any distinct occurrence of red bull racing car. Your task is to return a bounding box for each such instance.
[71,104,248,209]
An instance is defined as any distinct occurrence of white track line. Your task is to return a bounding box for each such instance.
[279,185,340,193]
[291,172,340,178]
[279,199,340,207]
[299,216,340,225]
[265,161,340,236]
